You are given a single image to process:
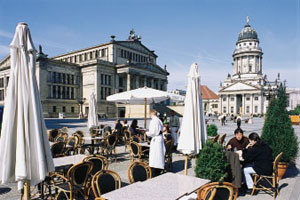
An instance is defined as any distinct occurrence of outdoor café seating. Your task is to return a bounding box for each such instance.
[251,152,283,199]
[218,133,227,146]
[127,161,152,184]
[129,141,149,162]
[197,182,238,200]
[165,138,174,170]
[104,134,118,161]
[91,170,121,198]
[51,161,93,200]
[65,136,79,155]
[51,142,66,158]
[49,129,60,142]
[82,155,109,175]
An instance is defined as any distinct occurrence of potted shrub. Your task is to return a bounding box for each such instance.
[195,141,228,181]
[206,124,218,137]
[262,85,298,179]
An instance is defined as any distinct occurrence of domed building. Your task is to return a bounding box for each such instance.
[218,17,281,116]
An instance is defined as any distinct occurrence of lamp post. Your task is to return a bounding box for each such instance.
[78,97,86,119]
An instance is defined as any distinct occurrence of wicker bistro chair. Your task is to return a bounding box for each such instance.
[210,135,220,143]
[51,161,93,200]
[82,155,109,176]
[217,134,227,146]
[91,170,121,198]
[197,182,238,200]
[51,142,66,158]
[129,141,149,162]
[55,134,68,143]
[128,161,152,184]
[49,129,60,142]
[65,136,79,155]
[251,152,283,200]
[104,134,118,161]
[61,127,69,134]
[165,138,174,170]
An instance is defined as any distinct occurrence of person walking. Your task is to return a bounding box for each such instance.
[169,110,180,148]
[146,109,165,177]
[237,115,242,128]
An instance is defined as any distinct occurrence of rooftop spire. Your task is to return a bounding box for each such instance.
[246,16,249,25]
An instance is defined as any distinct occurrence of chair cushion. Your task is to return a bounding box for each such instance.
[132,165,147,182]
[97,173,116,194]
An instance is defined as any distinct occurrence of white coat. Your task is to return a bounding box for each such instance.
[146,115,165,169]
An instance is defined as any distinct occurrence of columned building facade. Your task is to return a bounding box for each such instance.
[218,18,280,116]
[0,30,169,118]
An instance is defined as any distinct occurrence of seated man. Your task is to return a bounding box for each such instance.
[227,128,249,151]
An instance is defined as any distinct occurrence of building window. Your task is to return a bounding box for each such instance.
[62,106,66,113]
[255,106,258,113]
[0,78,4,88]
[223,97,226,101]
[246,96,250,101]
[223,107,227,113]
[66,87,70,99]
[53,106,56,113]
[231,106,234,113]
[254,96,259,101]
[101,74,104,85]
[249,65,252,72]
[108,76,111,85]
[119,77,124,87]
[246,106,250,113]
[6,77,9,85]
[231,97,234,101]
[95,50,98,58]
[58,86,61,98]
[71,107,75,113]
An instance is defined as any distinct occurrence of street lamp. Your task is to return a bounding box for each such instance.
[78,97,86,119]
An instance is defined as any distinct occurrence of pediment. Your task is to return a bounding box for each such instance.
[221,82,259,92]
[117,41,157,57]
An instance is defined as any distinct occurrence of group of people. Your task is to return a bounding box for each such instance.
[226,128,273,194]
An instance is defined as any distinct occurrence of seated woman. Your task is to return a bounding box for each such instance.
[114,119,123,135]
[129,119,141,137]
[227,128,249,151]
[242,132,273,193]
[163,124,172,142]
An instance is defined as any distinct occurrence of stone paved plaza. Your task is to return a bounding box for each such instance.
[0,117,300,200]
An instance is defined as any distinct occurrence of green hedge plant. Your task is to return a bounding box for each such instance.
[207,124,218,137]
[262,85,298,163]
[195,141,228,181]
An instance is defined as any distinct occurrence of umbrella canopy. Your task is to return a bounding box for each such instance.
[0,23,54,190]
[88,92,98,128]
[177,63,207,155]
[106,86,184,104]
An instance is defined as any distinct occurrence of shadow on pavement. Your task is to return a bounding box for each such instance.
[283,163,299,178]
[171,159,191,173]
[0,187,11,195]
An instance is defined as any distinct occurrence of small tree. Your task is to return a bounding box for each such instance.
[207,124,218,137]
[262,85,298,163]
[195,141,228,181]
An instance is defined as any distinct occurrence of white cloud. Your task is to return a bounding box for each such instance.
[0,30,13,39]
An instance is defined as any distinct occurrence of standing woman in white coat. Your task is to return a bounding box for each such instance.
[146,109,166,177]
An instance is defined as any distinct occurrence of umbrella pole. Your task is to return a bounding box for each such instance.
[184,155,188,176]
[24,180,31,200]
[144,98,147,129]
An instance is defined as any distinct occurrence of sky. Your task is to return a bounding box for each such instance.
[0,0,299,92]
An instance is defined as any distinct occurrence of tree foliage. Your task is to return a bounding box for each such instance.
[207,124,218,137]
[262,85,298,163]
[195,141,228,181]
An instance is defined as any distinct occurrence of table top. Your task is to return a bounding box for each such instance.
[102,172,210,200]
[53,154,86,167]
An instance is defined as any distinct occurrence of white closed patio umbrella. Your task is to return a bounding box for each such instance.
[177,63,207,175]
[88,92,98,128]
[107,87,184,128]
[0,23,54,199]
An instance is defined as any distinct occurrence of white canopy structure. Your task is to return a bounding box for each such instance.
[88,92,98,128]
[107,87,184,127]
[0,23,54,198]
[177,63,207,175]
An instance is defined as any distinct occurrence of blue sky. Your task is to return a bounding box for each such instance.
[0,0,299,92]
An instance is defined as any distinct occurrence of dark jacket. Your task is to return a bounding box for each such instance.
[227,136,249,151]
[242,142,273,175]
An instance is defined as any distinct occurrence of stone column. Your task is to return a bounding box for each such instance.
[258,57,261,73]
[127,73,131,91]
[251,94,254,114]
[136,75,139,89]
[115,74,119,93]
[242,94,245,114]
[157,79,161,90]
[247,56,250,72]
[227,95,230,114]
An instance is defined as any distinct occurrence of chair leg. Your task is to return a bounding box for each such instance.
[251,176,257,196]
